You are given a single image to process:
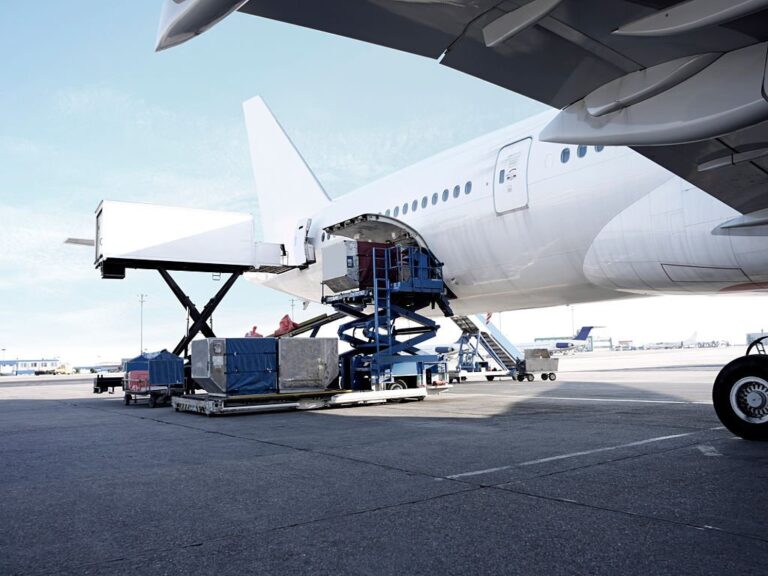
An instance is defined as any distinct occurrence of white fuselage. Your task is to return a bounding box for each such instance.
[257,110,768,314]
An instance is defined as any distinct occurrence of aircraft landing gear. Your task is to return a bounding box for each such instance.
[713,340,768,440]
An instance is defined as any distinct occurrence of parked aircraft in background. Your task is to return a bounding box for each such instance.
[645,332,699,350]
[516,327,596,354]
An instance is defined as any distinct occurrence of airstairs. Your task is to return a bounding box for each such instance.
[451,315,523,377]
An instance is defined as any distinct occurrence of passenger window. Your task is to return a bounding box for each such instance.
[577,145,587,158]
[385,209,391,216]
[412,200,418,212]
[442,189,449,202]
[432,192,438,205]
[595,145,604,153]
[321,232,326,242]
[465,181,472,195]
[422,196,428,209]
[393,206,399,217]
[499,169,505,184]
[453,185,460,199]
[561,148,570,163]
[402,203,408,215]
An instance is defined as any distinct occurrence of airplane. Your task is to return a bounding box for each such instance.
[145,0,768,441]
[644,331,699,350]
[517,326,596,354]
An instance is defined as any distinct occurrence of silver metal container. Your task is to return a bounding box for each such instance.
[191,338,228,395]
[322,240,359,293]
[278,338,339,392]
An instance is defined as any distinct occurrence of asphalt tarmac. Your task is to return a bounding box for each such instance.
[1,348,766,575]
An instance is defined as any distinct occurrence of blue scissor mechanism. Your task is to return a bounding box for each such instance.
[323,244,453,391]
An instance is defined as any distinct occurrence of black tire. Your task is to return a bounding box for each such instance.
[541,373,549,381]
[517,374,525,382]
[526,374,535,382]
[485,376,495,382]
[148,394,157,409]
[388,379,407,390]
[387,380,407,403]
[713,355,768,441]
[124,394,131,406]
[549,373,557,381]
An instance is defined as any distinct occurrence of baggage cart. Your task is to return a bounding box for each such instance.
[122,350,184,408]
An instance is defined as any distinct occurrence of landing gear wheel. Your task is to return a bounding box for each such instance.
[485,376,495,381]
[526,374,534,382]
[713,355,768,440]
[548,373,557,381]
[124,393,131,406]
[541,373,549,381]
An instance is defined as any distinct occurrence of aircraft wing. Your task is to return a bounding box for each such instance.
[159,0,768,214]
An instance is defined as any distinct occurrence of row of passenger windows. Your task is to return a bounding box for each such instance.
[320,181,473,242]
[561,145,604,163]
[383,181,472,219]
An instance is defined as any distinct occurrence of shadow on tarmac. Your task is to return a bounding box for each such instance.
[1,377,767,575]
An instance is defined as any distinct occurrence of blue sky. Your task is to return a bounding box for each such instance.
[0,2,763,363]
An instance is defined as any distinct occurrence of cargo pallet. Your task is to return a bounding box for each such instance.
[171,385,455,416]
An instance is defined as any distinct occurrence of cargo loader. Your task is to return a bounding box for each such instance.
[173,215,454,416]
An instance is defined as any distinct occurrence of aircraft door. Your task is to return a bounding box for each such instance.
[292,218,316,268]
[494,138,532,214]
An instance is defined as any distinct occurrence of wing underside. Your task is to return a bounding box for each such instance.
[159,0,768,214]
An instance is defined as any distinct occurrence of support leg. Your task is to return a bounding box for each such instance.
[158,269,216,338]
[171,272,241,356]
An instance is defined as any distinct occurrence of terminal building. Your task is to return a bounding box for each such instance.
[0,359,64,376]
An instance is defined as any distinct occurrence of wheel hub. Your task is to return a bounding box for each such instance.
[731,377,768,423]
[746,390,767,409]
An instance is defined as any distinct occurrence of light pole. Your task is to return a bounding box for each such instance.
[138,294,147,354]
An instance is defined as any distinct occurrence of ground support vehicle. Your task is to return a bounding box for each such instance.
[122,350,184,408]
[93,374,123,394]
[448,316,558,383]
[322,241,453,399]
[449,315,521,382]
[173,240,453,416]
[522,349,559,382]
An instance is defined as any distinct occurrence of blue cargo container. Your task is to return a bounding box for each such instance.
[190,338,338,398]
[224,338,278,395]
[124,350,183,386]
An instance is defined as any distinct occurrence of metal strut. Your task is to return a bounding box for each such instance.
[157,269,242,356]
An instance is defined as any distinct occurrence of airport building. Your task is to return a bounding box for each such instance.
[0,359,63,376]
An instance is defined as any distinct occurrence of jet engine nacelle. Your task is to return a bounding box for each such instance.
[583,179,768,294]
